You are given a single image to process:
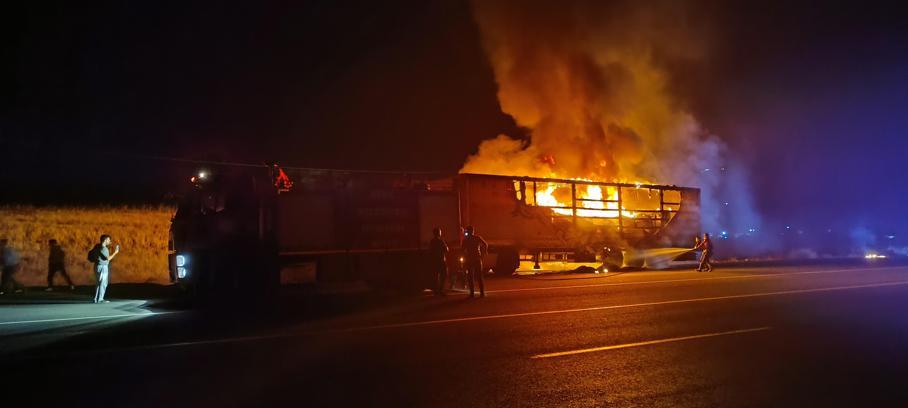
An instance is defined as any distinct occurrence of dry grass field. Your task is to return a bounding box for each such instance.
[0,206,174,287]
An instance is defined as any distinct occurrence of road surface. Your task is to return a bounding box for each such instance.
[2,262,908,407]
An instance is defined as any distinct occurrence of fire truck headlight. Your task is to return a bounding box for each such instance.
[175,254,189,279]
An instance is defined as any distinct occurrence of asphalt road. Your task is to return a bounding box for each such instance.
[3,261,908,407]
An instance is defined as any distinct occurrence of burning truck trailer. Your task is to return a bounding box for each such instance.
[458,174,701,272]
[168,166,700,294]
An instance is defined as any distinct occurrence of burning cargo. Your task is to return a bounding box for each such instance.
[169,166,699,292]
[457,173,700,272]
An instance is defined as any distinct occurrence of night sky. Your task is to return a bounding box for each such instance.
[3,1,907,252]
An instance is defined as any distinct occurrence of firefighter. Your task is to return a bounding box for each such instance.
[429,227,449,295]
[694,233,714,272]
[462,226,488,298]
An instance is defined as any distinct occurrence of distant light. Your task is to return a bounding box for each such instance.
[634,182,642,189]
[177,267,188,279]
[176,255,187,267]
[724,202,729,206]
[198,171,207,179]
[703,168,711,172]
[887,235,896,240]
[785,226,791,230]
[865,253,887,260]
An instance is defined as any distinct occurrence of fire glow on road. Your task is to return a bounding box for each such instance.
[345,279,908,332]
[17,271,908,358]
[530,327,773,359]
[488,266,904,294]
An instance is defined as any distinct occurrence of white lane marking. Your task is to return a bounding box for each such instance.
[488,266,905,294]
[90,333,288,354]
[531,327,772,359]
[348,280,908,332]
[0,312,176,326]
[50,279,908,353]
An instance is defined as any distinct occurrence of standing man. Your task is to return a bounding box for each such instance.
[462,226,488,298]
[45,239,75,291]
[429,227,449,295]
[0,239,24,295]
[694,233,714,272]
[91,235,120,303]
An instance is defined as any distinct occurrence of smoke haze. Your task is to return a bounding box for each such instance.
[463,0,761,245]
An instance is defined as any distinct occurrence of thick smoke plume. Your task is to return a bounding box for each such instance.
[464,0,762,244]
[464,0,713,182]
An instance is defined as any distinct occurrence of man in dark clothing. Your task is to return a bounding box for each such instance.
[429,227,449,295]
[0,239,24,295]
[45,239,75,291]
[694,233,714,272]
[462,226,488,298]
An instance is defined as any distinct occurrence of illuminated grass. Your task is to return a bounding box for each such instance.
[0,205,174,286]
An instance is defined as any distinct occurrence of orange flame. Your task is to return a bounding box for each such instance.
[526,181,638,219]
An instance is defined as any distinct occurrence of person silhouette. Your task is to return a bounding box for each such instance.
[694,233,714,272]
[90,235,120,303]
[462,226,489,298]
[429,227,449,295]
[0,239,24,295]
[45,239,75,291]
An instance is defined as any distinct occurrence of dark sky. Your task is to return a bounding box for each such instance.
[2,0,519,203]
[3,0,907,248]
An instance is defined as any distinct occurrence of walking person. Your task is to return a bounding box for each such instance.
[429,227,449,295]
[0,239,24,295]
[45,239,75,291]
[90,235,120,303]
[462,226,488,298]
[694,233,714,272]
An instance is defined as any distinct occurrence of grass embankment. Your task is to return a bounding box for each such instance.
[0,206,174,286]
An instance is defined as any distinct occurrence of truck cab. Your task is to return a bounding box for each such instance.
[169,167,280,294]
